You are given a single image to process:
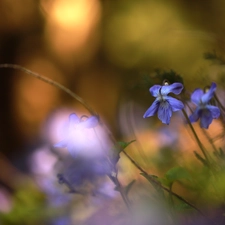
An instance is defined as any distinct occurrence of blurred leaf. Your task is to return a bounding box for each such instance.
[125,180,136,196]
[107,141,132,167]
[117,140,136,153]
[175,202,193,212]
[0,183,47,225]
[214,148,225,161]
[194,151,208,166]
[155,69,184,85]
[109,140,136,165]
[204,51,225,65]
[165,166,191,186]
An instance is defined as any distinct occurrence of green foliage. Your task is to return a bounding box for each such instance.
[174,202,194,212]
[152,146,178,172]
[163,166,191,187]
[155,69,184,86]
[109,140,135,165]
[117,140,136,152]
[0,184,47,225]
[204,51,225,65]
[194,151,208,166]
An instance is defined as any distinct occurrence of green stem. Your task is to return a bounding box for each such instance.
[201,128,219,155]
[122,150,204,216]
[186,102,219,155]
[110,174,132,211]
[182,109,210,164]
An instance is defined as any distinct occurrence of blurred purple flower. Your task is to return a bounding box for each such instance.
[54,113,101,158]
[189,82,220,129]
[53,113,114,189]
[143,83,184,124]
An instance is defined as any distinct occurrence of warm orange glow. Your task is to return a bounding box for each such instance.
[51,0,91,29]
[12,59,63,139]
[42,0,101,64]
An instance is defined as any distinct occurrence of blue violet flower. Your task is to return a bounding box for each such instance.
[189,82,220,129]
[143,82,184,124]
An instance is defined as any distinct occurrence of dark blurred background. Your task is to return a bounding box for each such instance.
[1,0,225,166]
[1,0,225,223]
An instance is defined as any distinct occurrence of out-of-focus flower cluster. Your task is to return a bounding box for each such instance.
[53,112,115,193]
[54,113,104,158]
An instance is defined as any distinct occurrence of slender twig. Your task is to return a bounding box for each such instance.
[212,132,225,142]
[121,150,204,216]
[93,127,132,211]
[108,174,132,211]
[0,64,97,116]
[0,63,132,211]
[201,128,219,154]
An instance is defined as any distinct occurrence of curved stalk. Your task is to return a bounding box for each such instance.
[0,64,97,116]
[121,150,204,216]
[0,63,132,211]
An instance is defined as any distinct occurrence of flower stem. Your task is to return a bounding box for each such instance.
[121,150,204,216]
[201,128,219,155]
[186,102,219,155]
[109,174,132,211]
[182,109,210,164]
